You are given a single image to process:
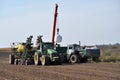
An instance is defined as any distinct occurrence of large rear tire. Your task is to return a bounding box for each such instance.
[34,52,40,65]
[69,54,78,63]
[40,55,50,66]
[9,54,15,64]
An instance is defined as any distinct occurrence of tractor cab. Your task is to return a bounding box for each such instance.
[41,42,54,54]
[67,44,81,55]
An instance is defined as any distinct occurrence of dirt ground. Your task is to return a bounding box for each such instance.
[0,52,120,80]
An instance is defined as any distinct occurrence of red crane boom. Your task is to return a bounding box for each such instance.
[52,3,58,46]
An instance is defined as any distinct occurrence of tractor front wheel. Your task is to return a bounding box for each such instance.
[69,55,78,64]
[34,52,40,65]
[40,55,50,66]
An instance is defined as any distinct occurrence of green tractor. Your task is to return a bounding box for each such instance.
[56,43,100,64]
[66,44,100,63]
[9,35,35,65]
[34,36,62,66]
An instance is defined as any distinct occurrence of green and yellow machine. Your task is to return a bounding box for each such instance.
[34,36,62,66]
[9,35,35,65]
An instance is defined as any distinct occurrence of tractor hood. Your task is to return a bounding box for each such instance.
[47,49,57,55]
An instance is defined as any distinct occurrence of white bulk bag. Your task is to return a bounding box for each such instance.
[56,34,62,43]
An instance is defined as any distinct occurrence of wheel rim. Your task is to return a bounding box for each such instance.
[34,54,38,65]
[41,56,45,66]
[70,55,77,63]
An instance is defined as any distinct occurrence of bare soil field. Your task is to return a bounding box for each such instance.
[0,52,120,80]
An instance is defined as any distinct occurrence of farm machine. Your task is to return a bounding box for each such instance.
[56,43,100,63]
[9,35,35,65]
[34,35,62,66]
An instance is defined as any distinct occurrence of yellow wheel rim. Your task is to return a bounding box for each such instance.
[34,55,38,62]
[41,56,45,66]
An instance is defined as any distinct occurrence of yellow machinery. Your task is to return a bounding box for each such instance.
[9,35,35,65]
[15,43,25,53]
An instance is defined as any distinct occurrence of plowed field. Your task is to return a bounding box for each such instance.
[0,52,120,80]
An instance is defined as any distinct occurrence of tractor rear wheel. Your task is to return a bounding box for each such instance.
[69,54,78,63]
[9,54,15,64]
[34,52,40,65]
[40,55,50,66]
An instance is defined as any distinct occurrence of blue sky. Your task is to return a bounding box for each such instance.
[0,0,120,47]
